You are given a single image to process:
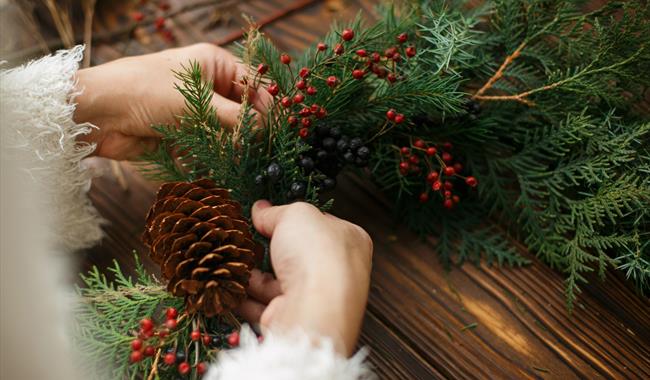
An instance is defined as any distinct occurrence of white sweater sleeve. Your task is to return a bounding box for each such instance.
[206,325,376,380]
[0,45,103,251]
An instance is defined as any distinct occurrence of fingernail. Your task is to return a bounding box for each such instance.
[253,199,271,210]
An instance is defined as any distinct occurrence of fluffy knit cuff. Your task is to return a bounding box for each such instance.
[1,46,103,251]
[205,325,376,380]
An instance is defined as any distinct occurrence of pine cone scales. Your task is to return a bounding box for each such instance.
[143,179,260,317]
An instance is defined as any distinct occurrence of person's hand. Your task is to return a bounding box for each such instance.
[237,201,373,356]
[74,43,272,160]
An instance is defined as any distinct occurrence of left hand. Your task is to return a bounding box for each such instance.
[74,43,272,160]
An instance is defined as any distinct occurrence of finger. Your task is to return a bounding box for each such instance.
[251,200,285,238]
[247,269,282,304]
[209,93,242,130]
[235,299,266,325]
[96,134,159,161]
[209,47,272,115]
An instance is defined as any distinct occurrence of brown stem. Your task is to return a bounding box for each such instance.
[146,348,162,380]
[472,41,527,98]
[81,0,96,68]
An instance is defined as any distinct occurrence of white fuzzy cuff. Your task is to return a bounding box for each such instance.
[1,46,103,251]
[205,325,375,380]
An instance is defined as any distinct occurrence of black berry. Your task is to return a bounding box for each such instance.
[349,137,363,151]
[289,181,307,198]
[266,163,282,181]
[356,146,370,159]
[299,157,315,172]
[322,137,336,151]
[175,350,186,364]
[254,174,265,185]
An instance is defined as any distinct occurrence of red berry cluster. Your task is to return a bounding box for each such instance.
[130,1,175,42]
[352,31,417,84]
[397,140,478,209]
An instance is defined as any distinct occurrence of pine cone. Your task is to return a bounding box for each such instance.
[142,179,261,317]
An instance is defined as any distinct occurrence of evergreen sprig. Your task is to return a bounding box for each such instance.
[140,1,650,310]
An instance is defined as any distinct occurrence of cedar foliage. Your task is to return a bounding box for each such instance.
[142,0,650,309]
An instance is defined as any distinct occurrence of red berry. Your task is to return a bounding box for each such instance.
[406,46,416,57]
[227,331,240,347]
[203,334,211,345]
[143,329,155,338]
[130,350,143,363]
[268,83,279,96]
[281,97,292,108]
[453,195,460,203]
[301,118,312,127]
[280,54,291,65]
[341,28,354,41]
[165,318,177,330]
[197,362,207,375]
[419,192,429,203]
[426,147,437,156]
[296,80,306,90]
[444,181,453,191]
[356,49,367,57]
[444,166,455,176]
[144,346,155,357]
[443,199,454,209]
[158,329,169,338]
[397,32,408,43]
[165,307,178,320]
[465,176,478,187]
[409,155,419,164]
[387,73,397,83]
[164,352,176,365]
[371,52,381,62]
[443,142,453,150]
[306,86,317,95]
[299,127,309,138]
[299,67,310,78]
[310,104,320,113]
[352,69,365,80]
[426,172,439,183]
[334,44,344,55]
[317,42,327,51]
[386,109,397,120]
[392,53,402,62]
[131,339,143,351]
[155,17,166,30]
[432,181,442,191]
[441,152,452,163]
[399,162,410,171]
[132,12,145,22]
[140,318,154,332]
[400,147,410,155]
[257,63,268,75]
[444,190,452,198]
[178,362,191,375]
[293,93,305,104]
[191,330,201,341]
[414,139,426,148]
[394,114,405,124]
[159,2,170,11]
[375,67,388,78]
[287,115,298,126]
[385,47,397,58]
[161,29,175,42]
[316,107,327,118]
[299,107,311,117]
[326,76,338,88]
[453,163,463,173]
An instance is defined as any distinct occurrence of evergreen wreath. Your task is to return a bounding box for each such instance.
[76,1,649,378]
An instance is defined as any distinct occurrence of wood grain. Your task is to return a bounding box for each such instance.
[7,0,649,379]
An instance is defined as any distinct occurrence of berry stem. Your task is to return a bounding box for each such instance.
[146,349,162,380]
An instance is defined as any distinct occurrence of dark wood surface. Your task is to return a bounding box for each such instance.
[7,0,649,378]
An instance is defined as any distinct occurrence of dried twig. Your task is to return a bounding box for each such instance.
[472,41,526,98]
[81,0,97,68]
[13,0,50,55]
[42,0,75,48]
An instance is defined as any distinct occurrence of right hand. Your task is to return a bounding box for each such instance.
[237,201,373,356]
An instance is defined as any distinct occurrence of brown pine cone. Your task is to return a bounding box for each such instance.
[142,179,261,317]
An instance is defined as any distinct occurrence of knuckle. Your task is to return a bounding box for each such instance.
[285,201,318,216]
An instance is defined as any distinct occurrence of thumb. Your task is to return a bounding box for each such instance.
[251,200,286,238]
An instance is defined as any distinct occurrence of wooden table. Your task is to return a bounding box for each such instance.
[8,0,648,378]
